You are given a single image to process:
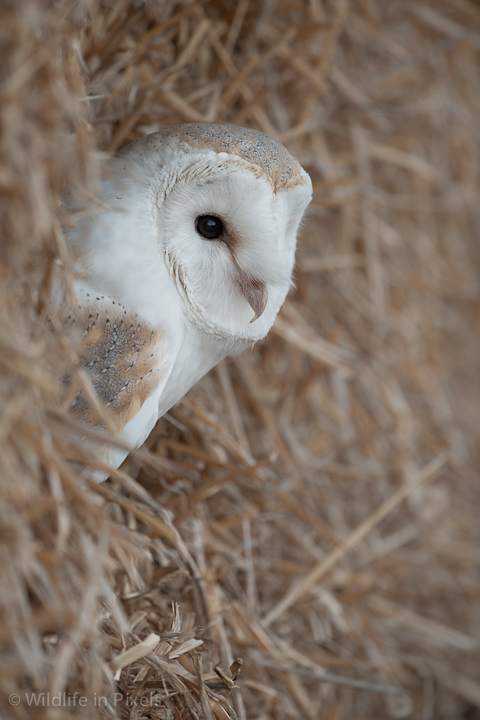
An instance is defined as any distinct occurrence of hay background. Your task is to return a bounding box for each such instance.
[1,1,480,718]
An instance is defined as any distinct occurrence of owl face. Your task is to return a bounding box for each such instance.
[118,124,312,345]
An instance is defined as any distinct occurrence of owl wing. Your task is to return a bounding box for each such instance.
[60,283,175,475]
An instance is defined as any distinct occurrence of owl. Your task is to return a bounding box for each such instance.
[59,124,312,478]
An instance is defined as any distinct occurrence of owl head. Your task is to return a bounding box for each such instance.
[111,124,312,347]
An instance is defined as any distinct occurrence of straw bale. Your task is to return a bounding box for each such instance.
[1,1,480,719]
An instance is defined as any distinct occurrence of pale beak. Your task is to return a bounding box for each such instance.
[235,268,268,323]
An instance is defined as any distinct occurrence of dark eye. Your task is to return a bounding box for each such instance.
[196,215,224,240]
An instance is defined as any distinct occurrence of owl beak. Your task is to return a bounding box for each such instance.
[235,270,268,323]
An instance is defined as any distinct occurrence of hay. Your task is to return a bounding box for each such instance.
[1,1,480,718]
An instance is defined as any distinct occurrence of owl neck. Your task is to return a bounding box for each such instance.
[158,322,243,417]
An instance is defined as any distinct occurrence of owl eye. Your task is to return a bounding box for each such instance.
[196,215,224,240]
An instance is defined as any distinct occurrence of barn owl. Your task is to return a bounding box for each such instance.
[59,124,312,478]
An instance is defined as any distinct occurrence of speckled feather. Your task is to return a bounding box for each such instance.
[62,290,161,434]
[116,123,308,192]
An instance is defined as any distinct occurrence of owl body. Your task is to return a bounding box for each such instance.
[62,124,312,477]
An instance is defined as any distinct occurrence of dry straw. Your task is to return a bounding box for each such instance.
[1,1,480,719]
